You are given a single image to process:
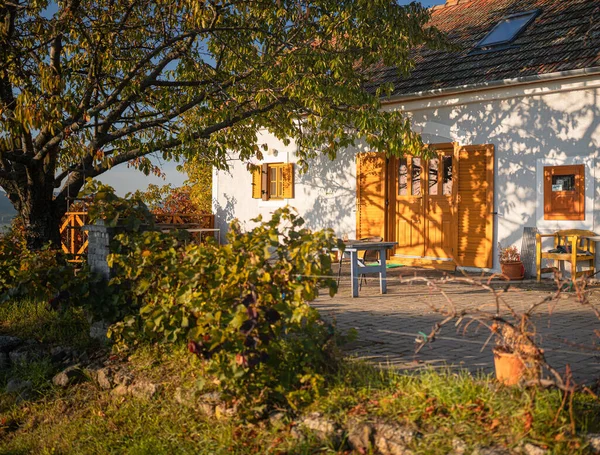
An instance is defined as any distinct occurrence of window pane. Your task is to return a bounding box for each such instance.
[552,174,575,192]
[478,12,536,47]
[429,158,439,196]
[442,155,453,195]
[270,167,277,196]
[412,158,421,196]
[278,168,283,197]
[398,158,408,196]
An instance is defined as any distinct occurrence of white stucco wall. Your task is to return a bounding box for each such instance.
[212,133,362,239]
[213,73,600,272]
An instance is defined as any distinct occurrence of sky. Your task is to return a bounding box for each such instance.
[98,0,447,195]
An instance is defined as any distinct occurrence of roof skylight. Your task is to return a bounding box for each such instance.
[476,10,540,49]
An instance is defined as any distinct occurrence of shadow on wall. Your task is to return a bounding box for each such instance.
[213,85,600,262]
[297,148,358,236]
[415,86,600,269]
[213,193,237,241]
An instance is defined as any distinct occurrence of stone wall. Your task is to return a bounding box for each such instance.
[84,221,113,280]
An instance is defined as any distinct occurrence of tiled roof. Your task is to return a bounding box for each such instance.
[367,0,600,98]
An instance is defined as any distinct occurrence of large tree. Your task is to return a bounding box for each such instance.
[0,0,448,248]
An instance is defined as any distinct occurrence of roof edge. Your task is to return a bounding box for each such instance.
[382,66,600,105]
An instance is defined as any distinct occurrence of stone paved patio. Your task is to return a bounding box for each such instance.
[312,267,600,385]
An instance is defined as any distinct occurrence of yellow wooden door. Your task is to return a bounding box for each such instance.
[455,145,494,268]
[424,145,458,259]
[391,156,425,257]
[356,152,386,239]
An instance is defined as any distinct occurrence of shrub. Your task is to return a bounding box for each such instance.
[0,218,27,294]
[0,218,81,305]
[108,208,342,409]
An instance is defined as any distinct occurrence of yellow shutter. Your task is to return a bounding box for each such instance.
[282,163,294,199]
[456,144,494,268]
[251,167,262,199]
[356,152,386,240]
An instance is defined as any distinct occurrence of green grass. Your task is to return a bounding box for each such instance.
[0,298,92,349]
[0,301,599,454]
[0,352,598,454]
[310,362,600,453]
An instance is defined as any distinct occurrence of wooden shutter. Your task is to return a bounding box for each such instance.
[456,144,494,268]
[261,163,269,200]
[282,163,294,199]
[251,167,262,199]
[356,152,386,239]
[543,164,585,220]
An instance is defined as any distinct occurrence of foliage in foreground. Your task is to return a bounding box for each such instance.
[0,349,598,455]
[108,207,342,409]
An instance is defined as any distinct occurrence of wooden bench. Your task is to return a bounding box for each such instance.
[535,229,596,281]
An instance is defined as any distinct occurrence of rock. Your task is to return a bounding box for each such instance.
[268,411,287,426]
[522,443,547,455]
[8,344,43,365]
[198,402,216,416]
[191,391,223,416]
[299,412,341,444]
[174,387,195,406]
[290,426,306,443]
[90,320,109,342]
[95,368,114,389]
[50,346,76,363]
[86,366,114,390]
[215,402,237,418]
[113,369,134,387]
[0,352,9,370]
[0,336,23,353]
[199,391,222,403]
[586,434,600,454]
[451,437,467,455]
[372,422,415,455]
[347,420,374,453]
[52,366,86,388]
[129,381,160,400]
[5,379,33,398]
[111,384,129,396]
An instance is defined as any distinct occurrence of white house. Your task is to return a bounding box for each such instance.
[213,0,600,274]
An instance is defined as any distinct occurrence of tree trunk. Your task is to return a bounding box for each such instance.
[21,193,63,250]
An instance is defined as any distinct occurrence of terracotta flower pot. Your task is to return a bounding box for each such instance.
[500,261,524,280]
[493,347,525,386]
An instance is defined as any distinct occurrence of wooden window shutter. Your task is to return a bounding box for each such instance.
[282,163,294,199]
[543,164,585,220]
[455,144,494,268]
[261,164,269,201]
[251,167,262,199]
[356,152,386,240]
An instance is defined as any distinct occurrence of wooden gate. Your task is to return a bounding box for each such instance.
[60,211,88,263]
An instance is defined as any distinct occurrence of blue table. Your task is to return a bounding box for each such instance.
[334,241,398,297]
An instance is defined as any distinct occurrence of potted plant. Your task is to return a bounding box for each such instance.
[491,322,542,386]
[498,244,524,280]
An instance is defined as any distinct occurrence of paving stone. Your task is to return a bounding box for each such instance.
[313,268,600,385]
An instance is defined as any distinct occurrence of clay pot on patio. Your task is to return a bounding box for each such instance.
[493,347,526,386]
[500,261,524,281]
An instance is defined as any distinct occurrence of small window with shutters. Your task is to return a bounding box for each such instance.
[251,163,294,200]
[543,164,585,220]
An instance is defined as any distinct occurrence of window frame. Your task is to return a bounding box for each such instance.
[266,163,286,200]
[474,9,540,50]
[543,164,585,221]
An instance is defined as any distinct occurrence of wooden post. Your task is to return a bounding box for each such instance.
[536,233,542,282]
